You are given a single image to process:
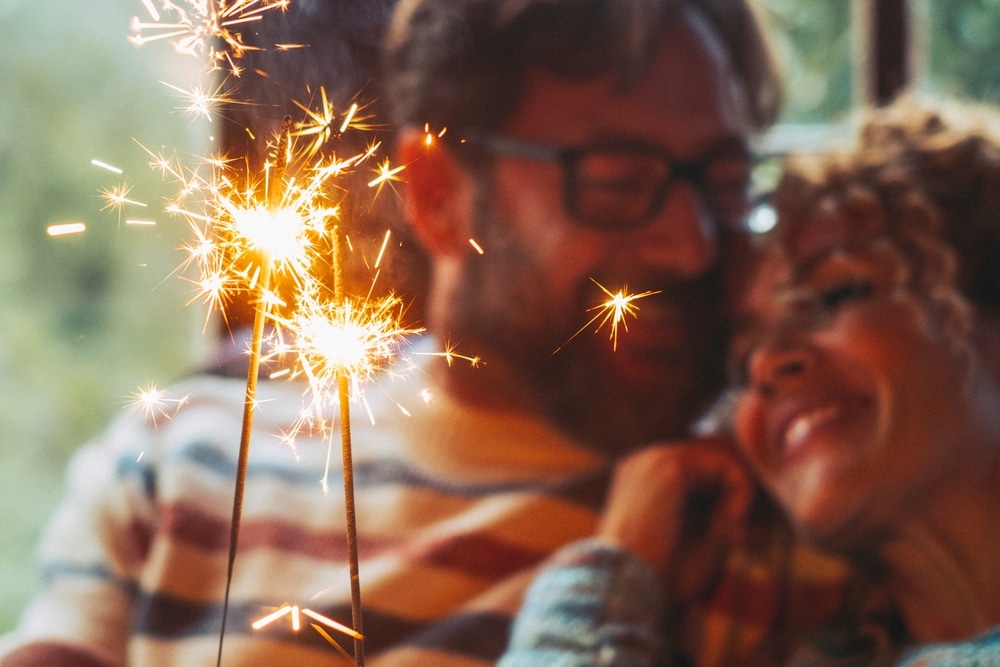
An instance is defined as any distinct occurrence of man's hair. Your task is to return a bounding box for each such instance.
[382,0,783,134]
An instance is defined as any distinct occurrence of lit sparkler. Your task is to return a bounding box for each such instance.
[133,79,411,666]
[113,1,425,664]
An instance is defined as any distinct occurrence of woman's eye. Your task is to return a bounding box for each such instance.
[818,280,873,309]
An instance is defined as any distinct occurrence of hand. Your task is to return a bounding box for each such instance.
[596,437,754,607]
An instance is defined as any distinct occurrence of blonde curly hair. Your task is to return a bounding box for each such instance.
[770,98,1000,336]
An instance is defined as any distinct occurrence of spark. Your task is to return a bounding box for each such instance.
[130,0,291,75]
[555,279,662,353]
[127,383,191,426]
[422,123,447,148]
[126,219,158,226]
[252,602,363,657]
[46,222,87,237]
[367,158,405,195]
[289,89,371,159]
[469,238,485,254]
[101,183,148,211]
[418,340,482,368]
[161,79,239,120]
[373,229,391,269]
[91,159,123,174]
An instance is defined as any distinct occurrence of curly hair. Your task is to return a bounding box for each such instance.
[771,98,1000,325]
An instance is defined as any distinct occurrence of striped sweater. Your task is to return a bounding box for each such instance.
[501,541,1000,667]
[0,336,865,666]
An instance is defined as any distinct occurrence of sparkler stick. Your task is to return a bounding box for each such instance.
[125,5,417,662]
[216,118,290,667]
[332,223,365,665]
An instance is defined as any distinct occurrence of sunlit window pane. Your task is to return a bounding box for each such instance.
[757,0,855,123]
[918,0,1000,103]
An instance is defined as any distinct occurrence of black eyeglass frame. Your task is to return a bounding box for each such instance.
[456,132,755,231]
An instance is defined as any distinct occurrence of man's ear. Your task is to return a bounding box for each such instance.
[395,126,473,256]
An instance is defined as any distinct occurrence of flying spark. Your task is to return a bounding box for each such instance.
[46,223,87,237]
[555,279,662,353]
[130,0,291,76]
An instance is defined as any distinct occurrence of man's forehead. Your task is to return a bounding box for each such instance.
[505,7,747,152]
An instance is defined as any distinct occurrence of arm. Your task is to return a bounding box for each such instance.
[499,540,665,667]
[500,439,754,667]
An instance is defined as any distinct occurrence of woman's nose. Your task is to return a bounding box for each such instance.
[745,333,813,396]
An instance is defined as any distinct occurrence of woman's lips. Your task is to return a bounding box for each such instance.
[768,394,870,463]
[782,403,842,459]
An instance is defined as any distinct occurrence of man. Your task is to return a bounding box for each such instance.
[1,1,851,666]
[383,0,779,454]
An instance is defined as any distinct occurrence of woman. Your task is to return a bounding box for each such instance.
[499,101,1000,667]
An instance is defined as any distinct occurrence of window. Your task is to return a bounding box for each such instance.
[758,0,1000,125]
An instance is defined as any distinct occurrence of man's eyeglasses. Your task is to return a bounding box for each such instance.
[459,133,754,231]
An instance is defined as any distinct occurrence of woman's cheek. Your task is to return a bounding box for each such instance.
[732,396,768,470]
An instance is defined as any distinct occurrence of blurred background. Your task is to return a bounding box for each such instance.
[1,0,999,634]
[0,0,210,631]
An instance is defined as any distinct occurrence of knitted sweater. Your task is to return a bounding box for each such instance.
[500,541,1000,667]
[0,336,862,666]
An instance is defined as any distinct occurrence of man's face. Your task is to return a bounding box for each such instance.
[446,7,752,453]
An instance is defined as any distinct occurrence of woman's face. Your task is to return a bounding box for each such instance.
[731,221,975,551]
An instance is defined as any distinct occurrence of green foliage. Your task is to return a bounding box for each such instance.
[926,0,1000,103]
[758,0,854,123]
[0,0,210,632]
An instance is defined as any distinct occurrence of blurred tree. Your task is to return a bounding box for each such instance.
[924,0,1000,103]
[0,0,208,631]
[758,0,854,123]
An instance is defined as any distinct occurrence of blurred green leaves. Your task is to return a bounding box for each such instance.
[0,0,209,631]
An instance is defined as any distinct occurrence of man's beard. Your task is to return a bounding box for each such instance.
[447,190,730,455]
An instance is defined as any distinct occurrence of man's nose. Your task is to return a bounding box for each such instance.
[634,180,717,277]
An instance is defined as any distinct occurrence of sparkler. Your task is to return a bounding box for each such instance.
[124,5,411,661]
[114,2,660,664]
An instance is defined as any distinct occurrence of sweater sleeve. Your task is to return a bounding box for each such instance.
[894,626,1000,666]
[499,539,665,667]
